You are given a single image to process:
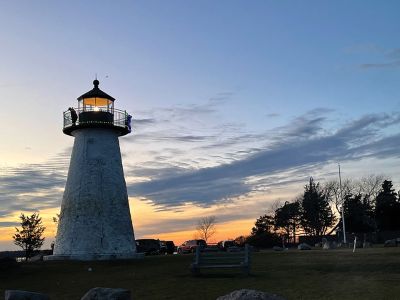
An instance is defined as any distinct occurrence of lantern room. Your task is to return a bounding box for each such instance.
[63,80,132,137]
[77,79,115,113]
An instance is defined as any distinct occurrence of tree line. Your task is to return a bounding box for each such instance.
[234,175,400,248]
[11,175,400,257]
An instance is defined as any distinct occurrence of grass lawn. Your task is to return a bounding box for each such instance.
[1,247,400,300]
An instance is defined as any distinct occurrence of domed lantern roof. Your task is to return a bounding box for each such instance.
[77,80,115,111]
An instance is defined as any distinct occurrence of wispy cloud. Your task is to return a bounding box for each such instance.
[360,61,400,69]
[133,118,156,125]
[265,113,280,118]
[357,46,400,69]
[0,151,69,218]
[0,221,19,227]
[128,133,215,143]
[2,108,400,218]
[127,112,400,209]
[385,48,400,60]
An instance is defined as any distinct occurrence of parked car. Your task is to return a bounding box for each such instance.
[159,240,175,255]
[177,239,207,254]
[135,239,161,255]
[217,240,240,252]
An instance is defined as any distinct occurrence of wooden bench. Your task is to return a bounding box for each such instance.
[190,244,251,275]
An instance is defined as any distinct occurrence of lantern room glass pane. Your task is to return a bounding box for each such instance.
[83,97,111,107]
[79,97,114,112]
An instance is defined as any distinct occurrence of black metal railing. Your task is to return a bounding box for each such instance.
[63,107,131,131]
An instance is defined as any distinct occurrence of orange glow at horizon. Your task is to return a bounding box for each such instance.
[0,211,254,249]
[0,208,60,246]
[0,196,263,250]
[129,197,257,245]
[146,218,254,246]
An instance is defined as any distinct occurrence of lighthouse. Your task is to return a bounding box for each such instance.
[48,80,138,260]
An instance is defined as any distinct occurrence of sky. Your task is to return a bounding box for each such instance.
[1,1,400,251]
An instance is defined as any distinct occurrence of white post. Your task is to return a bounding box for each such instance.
[338,163,347,244]
[353,236,357,253]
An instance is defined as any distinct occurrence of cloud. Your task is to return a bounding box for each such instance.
[357,47,400,69]
[128,133,215,143]
[0,222,19,227]
[344,43,383,54]
[0,151,69,218]
[2,108,400,219]
[133,118,156,125]
[136,209,259,237]
[208,92,235,104]
[360,61,400,69]
[342,44,400,69]
[385,48,400,60]
[266,113,280,118]
[127,112,400,209]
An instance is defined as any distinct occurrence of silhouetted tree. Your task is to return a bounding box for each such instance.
[375,180,400,231]
[325,174,385,236]
[196,216,216,242]
[325,174,384,213]
[248,214,280,248]
[13,213,45,260]
[251,214,275,235]
[300,177,336,236]
[343,193,375,233]
[355,174,385,201]
[325,179,354,212]
[234,235,247,247]
[274,200,301,243]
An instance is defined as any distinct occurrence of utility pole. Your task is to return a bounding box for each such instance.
[338,163,347,244]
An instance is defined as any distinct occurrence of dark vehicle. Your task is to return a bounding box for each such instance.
[177,239,206,254]
[160,240,175,255]
[135,239,161,255]
[217,240,240,252]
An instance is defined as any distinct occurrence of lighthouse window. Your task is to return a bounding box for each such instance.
[82,97,113,112]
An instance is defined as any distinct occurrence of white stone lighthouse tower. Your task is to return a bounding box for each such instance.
[49,80,137,260]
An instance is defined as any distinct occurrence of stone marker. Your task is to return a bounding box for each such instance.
[322,242,330,250]
[321,238,330,250]
[297,243,312,250]
[272,246,284,251]
[5,290,49,300]
[29,254,43,262]
[81,287,131,300]
[384,239,398,247]
[363,241,372,248]
[216,289,287,300]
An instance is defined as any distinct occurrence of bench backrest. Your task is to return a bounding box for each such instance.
[194,244,250,266]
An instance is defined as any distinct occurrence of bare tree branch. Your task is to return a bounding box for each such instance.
[196,216,217,242]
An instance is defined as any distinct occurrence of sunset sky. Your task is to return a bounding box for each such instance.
[1,1,400,251]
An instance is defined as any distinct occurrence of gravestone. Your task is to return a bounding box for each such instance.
[81,287,131,300]
[216,289,287,300]
[5,290,49,300]
[297,243,312,250]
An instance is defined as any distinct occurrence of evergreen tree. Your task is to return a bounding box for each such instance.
[343,193,375,233]
[251,214,275,235]
[375,180,400,231]
[274,201,301,243]
[248,214,280,247]
[300,177,336,236]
